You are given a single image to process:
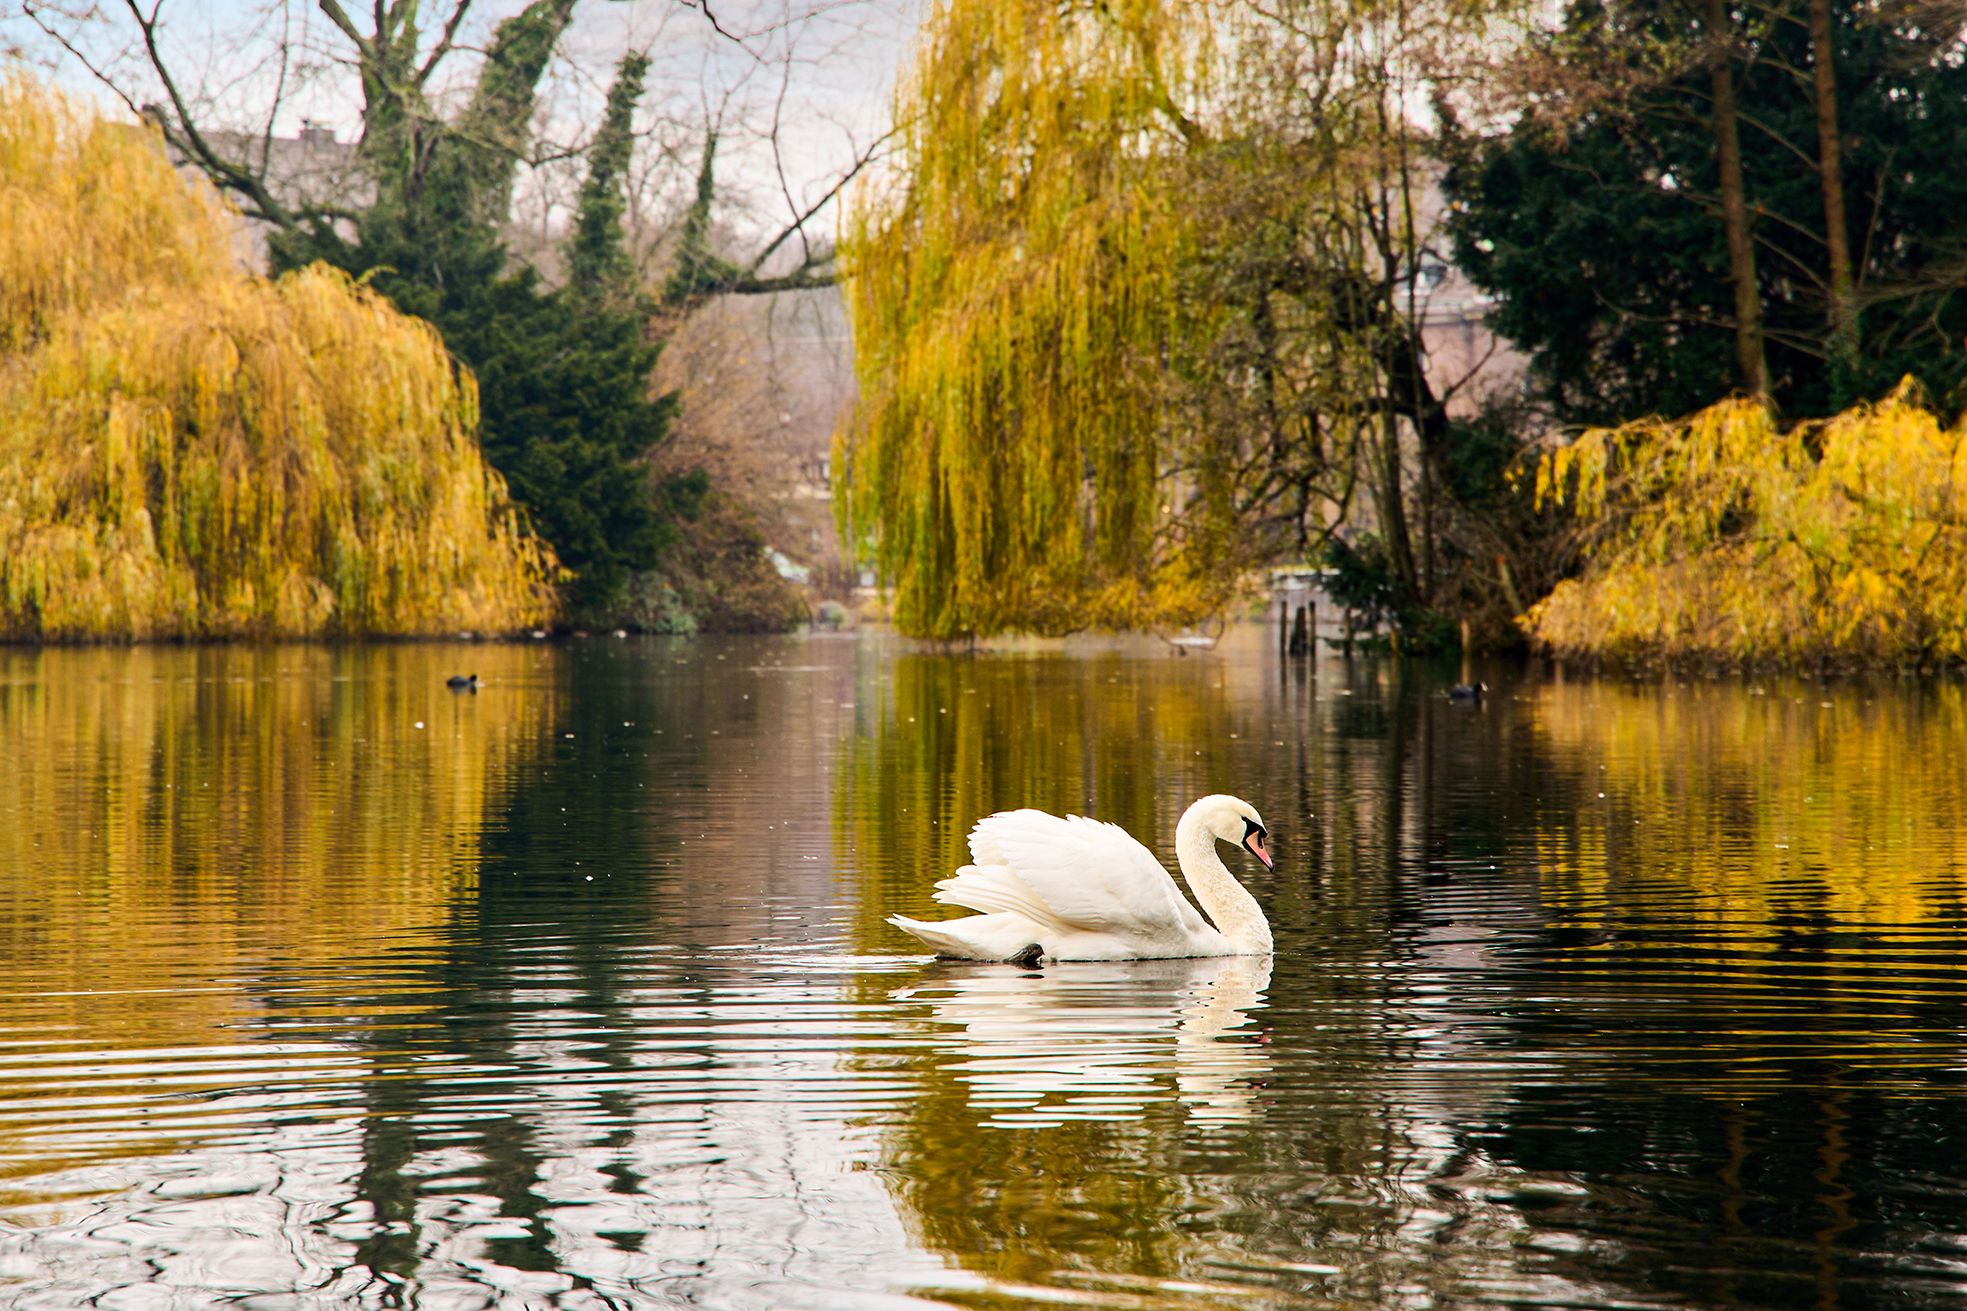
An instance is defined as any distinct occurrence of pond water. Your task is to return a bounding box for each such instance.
[0,628,1965,1309]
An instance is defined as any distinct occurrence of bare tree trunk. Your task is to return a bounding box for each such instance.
[1366,51,1420,609]
[1705,0,1771,399]
[1377,405,1420,601]
[1809,0,1858,398]
[1391,109,1435,595]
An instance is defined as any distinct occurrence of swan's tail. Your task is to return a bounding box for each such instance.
[887,912,1041,962]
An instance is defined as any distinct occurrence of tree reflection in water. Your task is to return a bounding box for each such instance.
[0,636,1962,1308]
[843,643,1967,1310]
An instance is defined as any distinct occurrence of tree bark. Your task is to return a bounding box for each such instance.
[454,0,581,221]
[1377,405,1421,603]
[1705,0,1771,399]
[1809,0,1858,398]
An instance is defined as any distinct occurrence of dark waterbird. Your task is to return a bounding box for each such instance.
[446,674,479,691]
[1447,681,1487,702]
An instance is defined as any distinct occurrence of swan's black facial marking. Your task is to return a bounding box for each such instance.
[1240,816,1273,869]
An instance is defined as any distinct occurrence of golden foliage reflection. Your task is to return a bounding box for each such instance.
[836,648,1245,951]
[835,648,1296,1294]
[1528,678,1967,932]
[0,643,553,1061]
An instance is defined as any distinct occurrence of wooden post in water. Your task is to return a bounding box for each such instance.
[1279,599,1289,657]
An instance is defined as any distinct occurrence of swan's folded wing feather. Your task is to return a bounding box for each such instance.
[932,866,1060,926]
[966,810,1209,937]
[965,813,1026,870]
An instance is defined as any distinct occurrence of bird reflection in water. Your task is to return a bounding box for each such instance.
[893,955,1272,1128]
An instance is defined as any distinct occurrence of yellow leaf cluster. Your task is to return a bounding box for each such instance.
[0,75,558,640]
[835,0,1246,640]
[1527,384,1967,666]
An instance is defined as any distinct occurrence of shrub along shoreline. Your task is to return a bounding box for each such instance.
[1528,385,1967,670]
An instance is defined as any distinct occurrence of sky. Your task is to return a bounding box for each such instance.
[1,0,919,257]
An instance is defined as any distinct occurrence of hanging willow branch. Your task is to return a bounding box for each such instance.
[1529,384,1967,666]
[835,0,1259,641]
[833,0,1463,640]
[0,75,559,641]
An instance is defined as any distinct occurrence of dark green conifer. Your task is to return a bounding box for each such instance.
[275,48,691,614]
[1444,0,1967,424]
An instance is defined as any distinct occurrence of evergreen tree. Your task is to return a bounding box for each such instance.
[274,51,689,614]
[1445,0,1967,425]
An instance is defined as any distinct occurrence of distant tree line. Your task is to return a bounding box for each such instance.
[21,0,879,628]
[835,0,1967,660]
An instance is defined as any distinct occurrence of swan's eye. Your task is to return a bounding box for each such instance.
[1241,817,1265,841]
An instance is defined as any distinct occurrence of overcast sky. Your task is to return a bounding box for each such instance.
[2,0,919,252]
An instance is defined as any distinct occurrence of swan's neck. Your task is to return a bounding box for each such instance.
[1175,805,1273,954]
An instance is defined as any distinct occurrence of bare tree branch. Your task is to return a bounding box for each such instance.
[416,0,475,86]
[685,0,741,42]
[745,120,894,277]
[116,0,309,228]
[312,0,373,57]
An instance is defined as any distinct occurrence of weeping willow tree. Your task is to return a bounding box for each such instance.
[1528,385,1967,666]
[836,1,1250,640]
[838,0,1535,641]
[0,76,557,641]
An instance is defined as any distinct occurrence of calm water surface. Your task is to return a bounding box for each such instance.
[1,629,1965,1309]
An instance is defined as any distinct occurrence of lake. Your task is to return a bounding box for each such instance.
[0,628,1963,1309]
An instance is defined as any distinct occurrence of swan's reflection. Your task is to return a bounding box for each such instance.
[895,955,1272,1128]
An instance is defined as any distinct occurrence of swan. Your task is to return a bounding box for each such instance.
[887,794,1274,962]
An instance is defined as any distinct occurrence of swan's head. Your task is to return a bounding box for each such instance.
[1195,794,1272,869]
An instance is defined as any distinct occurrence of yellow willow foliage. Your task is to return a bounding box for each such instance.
[0,73,233,354]
[0,77,558,639]
[1527,384,1967,666]
[836,0,1248,640]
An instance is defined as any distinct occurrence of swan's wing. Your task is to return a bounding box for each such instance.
[954,809,1211,938]
[931,867,1055,922]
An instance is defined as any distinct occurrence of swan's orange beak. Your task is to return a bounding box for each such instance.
[1243,830,1273,869]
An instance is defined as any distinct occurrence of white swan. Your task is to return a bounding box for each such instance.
[887,794,1275,962]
